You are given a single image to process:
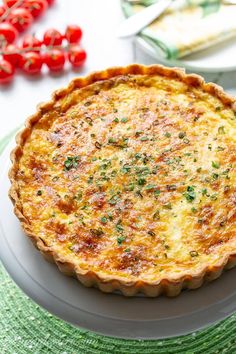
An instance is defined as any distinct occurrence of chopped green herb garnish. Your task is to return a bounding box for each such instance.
[178,132,186,139]
[113,118,119,123]
[136,190,143,198]
[210,193,218,201]
[100,160,111,170]
[137,178,146,186]
[108,137,117,144]
[135,166,150,176]
[120,165,131,174]
[202,188,208,196]
[109,195,120,205]
[191,207,197,213]
[87,176,93,184]
[212,173,219,180]
[154,189,161,198]
[145,184,156,190]
[75,191,83,200]
[117,236,126,245]
[218,126,225,134]
[121,117,128,123]
[134,153,142,159]
[183,138,190,144]
[153,210,160,220]
[107,212,113,220]
[111,170,117,177]
[101,216,107,224]
[128,183,135,191]
[140,136,149,141]
[64,156,80,171]
[212,161,220,169]
[165,132,171,138]
[135,131,143,137]
[116,221,124,233]
[163,203,172,210]
[184,186,196,202]
[152,168,158,175]
[216,146,225,151]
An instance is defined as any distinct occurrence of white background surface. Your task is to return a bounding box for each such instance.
[1,0,236,141]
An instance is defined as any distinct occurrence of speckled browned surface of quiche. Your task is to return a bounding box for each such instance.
[9,65,236,297]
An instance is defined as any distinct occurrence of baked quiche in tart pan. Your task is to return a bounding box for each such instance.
[9,65,236,297]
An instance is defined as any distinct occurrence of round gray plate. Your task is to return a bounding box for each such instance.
[0,141,236,339]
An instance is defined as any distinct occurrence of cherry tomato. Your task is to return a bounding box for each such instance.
[65,25,82,44]
[43,28,63,46]
[23,0,48,18]
[0,22,18,47]
[8,8,33,33]
[22,34,41,52]
[3,44,21,66]
[44,48,65,72]
[68,45,87,68]
[0,6,6,19]
[0,59,14,84]
[20,51,43,74]
[3,0,24,7]
[45,0,55,6]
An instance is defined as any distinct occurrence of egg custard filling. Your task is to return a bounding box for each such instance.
[10,65,236,296]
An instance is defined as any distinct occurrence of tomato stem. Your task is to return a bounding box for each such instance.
[0,63,12,74]
[0,43,74,55]
[0,0,25,23]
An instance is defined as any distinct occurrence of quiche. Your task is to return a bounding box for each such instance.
[9,65,236,297]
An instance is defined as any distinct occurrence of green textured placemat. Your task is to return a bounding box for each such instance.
[0,131,236,354]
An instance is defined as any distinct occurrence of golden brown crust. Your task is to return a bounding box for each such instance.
[9,64,236,297]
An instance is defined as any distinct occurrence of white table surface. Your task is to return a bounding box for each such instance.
[1,0,236,141]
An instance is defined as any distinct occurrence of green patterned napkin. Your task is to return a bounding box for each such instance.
[0,131,236,353]
[122,0,236,59]
[1,262,236,353]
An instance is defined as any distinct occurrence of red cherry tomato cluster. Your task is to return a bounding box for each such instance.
[0,0,87,84]
[0,0,54,42]
[0,24,87,83]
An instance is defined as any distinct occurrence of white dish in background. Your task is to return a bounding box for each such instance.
[136,36,236,73]
[1,140,236,340]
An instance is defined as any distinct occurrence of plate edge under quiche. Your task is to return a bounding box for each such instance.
[8,64,236,297]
